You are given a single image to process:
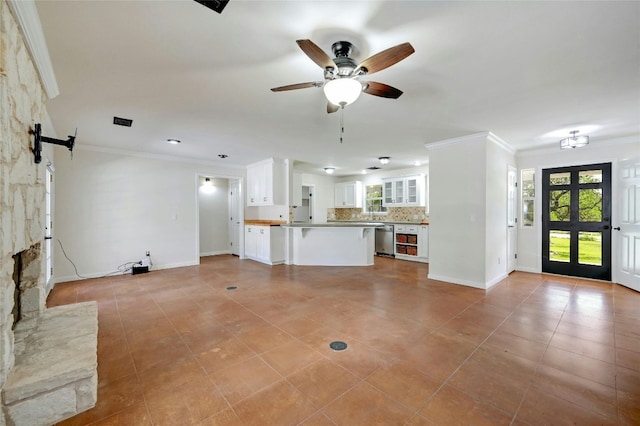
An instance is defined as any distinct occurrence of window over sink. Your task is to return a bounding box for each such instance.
[364,184,387,214]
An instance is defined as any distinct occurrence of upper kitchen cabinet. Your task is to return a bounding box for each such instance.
[247,158,286,206]
[335,181,363,208]
[383,175,426,207]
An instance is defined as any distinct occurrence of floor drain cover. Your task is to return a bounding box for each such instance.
[226,286,237,290]
[329,341,348,351]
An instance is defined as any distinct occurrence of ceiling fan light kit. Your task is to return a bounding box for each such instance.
[271,39,414,113]
[323,78,362,107]
[560,130,589,149]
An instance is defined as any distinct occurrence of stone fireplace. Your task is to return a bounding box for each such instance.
[1,1,97,424]
[11,244,44,330]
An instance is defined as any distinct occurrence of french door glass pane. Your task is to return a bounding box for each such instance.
[550,230,570,262]
[550,172,570,185]
[578,232,602,266]
[579,188,602,222]
[579,170,603,184]
[550,190,571,221]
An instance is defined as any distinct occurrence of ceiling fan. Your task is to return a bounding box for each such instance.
[271,39,415,113]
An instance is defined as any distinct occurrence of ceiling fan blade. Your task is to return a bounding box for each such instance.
[327,102,340,114]
[271,82,320,92]
[296,39,336,70]
[354,42,415,75]
[363,81,404,99]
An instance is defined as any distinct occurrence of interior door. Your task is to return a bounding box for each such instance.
[507,166,517,273]
[542,163,612,280]
[617,158,640,291]
[229,179,241,256]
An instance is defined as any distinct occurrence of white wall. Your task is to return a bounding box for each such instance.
[485,140,516,285]
[427,133,515,289]
[53,147,244,281]
[515,137,640,278]
[299,172,336,223]
[428,136,487,287]
[198,177,229,256]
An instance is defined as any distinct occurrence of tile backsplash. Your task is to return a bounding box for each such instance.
[328,207,428,223]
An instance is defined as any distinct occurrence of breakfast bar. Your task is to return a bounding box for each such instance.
[282,222,383,266]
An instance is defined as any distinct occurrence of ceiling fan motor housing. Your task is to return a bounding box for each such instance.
[331,41,358,76]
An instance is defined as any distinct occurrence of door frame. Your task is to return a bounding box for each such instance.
[194,173,245,264]
[541,162,612,280]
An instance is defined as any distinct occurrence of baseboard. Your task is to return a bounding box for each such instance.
[53,260,200,284]
[427,273,487,289]
[515,266,540,274]
[200,250,231,257]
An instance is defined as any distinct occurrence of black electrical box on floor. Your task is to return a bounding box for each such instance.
[132,265,149,275]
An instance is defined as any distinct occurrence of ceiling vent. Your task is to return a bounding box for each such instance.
[113,116,133,127]
[193,0,229,14]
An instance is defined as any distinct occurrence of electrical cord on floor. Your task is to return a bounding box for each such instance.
[57,239,143,279]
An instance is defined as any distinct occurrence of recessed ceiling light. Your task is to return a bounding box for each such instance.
[166,139,181,145]
[378,156,390,165]
[324,167,335,174]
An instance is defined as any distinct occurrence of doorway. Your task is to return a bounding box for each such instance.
[542,163,612,280]
[293,185,314,223]
[197,175,243,259]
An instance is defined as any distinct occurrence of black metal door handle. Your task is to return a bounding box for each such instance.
[603,225,610,230]
[613,227,621,231]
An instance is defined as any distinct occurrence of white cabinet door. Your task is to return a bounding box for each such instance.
[244,226,257,258]
[383,181,394,205]
[246,158,285,206]
[406,177,419,204]
[335,181,362,208]
[383,176,425,207]
[418,225,429,259]
[256,226,270,262]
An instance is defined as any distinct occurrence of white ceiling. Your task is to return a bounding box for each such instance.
[35,0,640,176]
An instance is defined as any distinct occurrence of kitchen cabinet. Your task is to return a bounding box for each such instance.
[247,158,286,206]
[335,181,363,208]
[418,225,429,260]
[244,225,284,265]
[394,224,428,263]
[382,175,425,207]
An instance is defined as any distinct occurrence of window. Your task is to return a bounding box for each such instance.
[364,184,386,214]
[521,168,535,227]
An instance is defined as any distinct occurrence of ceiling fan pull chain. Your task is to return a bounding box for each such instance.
[339,107,345,144]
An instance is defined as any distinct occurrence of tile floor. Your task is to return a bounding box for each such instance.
[48,255,640,425]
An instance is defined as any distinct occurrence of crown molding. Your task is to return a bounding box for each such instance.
[7,0,59,99]
[425,131,516,154]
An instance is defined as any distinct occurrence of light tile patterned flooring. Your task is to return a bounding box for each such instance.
[49,255,640,425]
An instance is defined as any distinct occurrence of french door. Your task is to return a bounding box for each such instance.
[542,163,612,280]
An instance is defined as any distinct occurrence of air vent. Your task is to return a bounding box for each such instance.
[193,0,229,14]
[113,117,133,127]
[367,166,381,170]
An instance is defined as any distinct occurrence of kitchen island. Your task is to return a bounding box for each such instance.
[282,222,383,266]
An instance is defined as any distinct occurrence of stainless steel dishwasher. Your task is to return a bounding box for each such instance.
[375,224,395,257]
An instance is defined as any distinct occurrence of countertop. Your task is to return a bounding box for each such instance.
[328,220,429,225]
[244,219,287,226]
[282,222,384,228]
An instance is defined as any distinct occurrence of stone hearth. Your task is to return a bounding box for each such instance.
[2,302,98,425]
